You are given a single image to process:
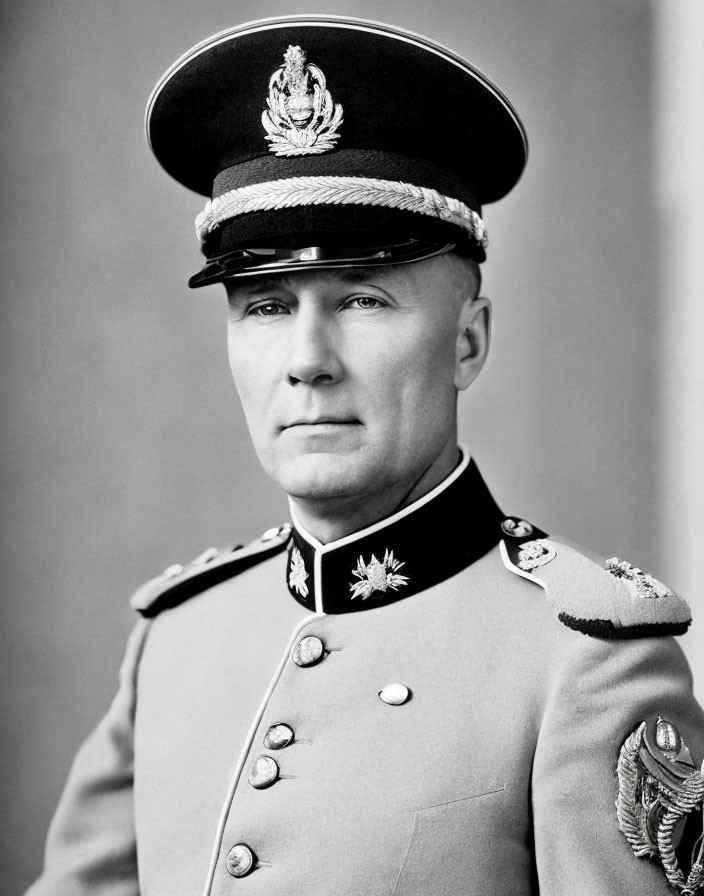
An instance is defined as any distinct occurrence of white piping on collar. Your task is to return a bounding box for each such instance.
[289,448,470,552]
[288,447,470,612]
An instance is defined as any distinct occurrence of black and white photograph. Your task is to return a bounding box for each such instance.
[3,1,703,894]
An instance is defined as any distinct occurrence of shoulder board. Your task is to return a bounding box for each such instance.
[498,516,691,638]
[131,524,292,619]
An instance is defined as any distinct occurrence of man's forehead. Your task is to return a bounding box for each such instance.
[225,254,476,295]
[224,255,479,311]
[227,266,398,293]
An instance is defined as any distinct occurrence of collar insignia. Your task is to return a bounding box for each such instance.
[288,546,309,597]
[350,550,409,600]
[517,539,556,572]
[262,45,344,157]
[284,457,505,614]
[605,557,674,600]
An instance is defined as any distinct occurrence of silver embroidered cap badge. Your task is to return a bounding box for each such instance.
[262,45,344,157]
[288,546,309,597]
[350,549,409,600]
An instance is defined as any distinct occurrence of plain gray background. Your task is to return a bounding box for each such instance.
[3,1,702,892]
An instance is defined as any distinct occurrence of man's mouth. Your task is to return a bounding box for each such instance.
[281,418,360,430]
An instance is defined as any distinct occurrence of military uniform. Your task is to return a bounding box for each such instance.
[28,455,704,894]
[28,16,704,895]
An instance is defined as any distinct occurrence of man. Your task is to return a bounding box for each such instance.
[28,15,704,896]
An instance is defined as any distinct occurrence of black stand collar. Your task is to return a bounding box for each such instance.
[285,452,504,614]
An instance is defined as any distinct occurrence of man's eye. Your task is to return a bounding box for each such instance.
[345,295,386,310]
[247,300,289,318]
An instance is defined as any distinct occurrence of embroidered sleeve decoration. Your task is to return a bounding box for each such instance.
[616,717,704,894]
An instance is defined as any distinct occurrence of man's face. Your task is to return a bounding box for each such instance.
[225,253,485,509]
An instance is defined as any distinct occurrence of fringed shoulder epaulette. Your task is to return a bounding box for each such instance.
[131,523,292,618]
[498,516,691,638]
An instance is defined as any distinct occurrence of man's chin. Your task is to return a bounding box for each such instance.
[270,451,368,502]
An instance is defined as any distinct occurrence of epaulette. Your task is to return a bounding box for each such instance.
[499,516,691,638]
[131,523,292,618]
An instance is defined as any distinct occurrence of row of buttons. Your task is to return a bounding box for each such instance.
[226,721,296,876]
[225,633,410,878]
[225,640,311,879]
[247,722,295,792]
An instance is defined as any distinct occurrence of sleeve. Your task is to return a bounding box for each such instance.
[532,631,704,896]
[25,619,151,896]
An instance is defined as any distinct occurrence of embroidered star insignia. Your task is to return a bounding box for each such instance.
[350,549,409,600]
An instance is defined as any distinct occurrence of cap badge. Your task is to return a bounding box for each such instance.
[350,549,409,600]
[262,45,344,157]
[288,546,309,597]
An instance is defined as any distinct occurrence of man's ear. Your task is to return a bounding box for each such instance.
[454,296,492,391]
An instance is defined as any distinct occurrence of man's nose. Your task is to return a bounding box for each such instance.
[285,308,344,386]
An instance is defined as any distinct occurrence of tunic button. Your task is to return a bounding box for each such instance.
[263,722,294,750]
[292,635,324,667]
[226,843,255,877]
[379,683,410,705]
[248,755,279,789]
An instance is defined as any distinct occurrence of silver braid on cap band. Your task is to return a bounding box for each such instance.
[195,176,488,248]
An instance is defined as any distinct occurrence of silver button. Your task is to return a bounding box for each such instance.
[655,718,682,757]
[192,546,218,566]
[261,523,291,542]
[161,563,184,580]
[263,723,294,750]
[248,755,279,790]
[226,843,255,878]
[292,635,324,667]
[501,518,533,538]
[378,683,410,705]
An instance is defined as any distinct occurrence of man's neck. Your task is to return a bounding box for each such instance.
[289,443,461,545]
